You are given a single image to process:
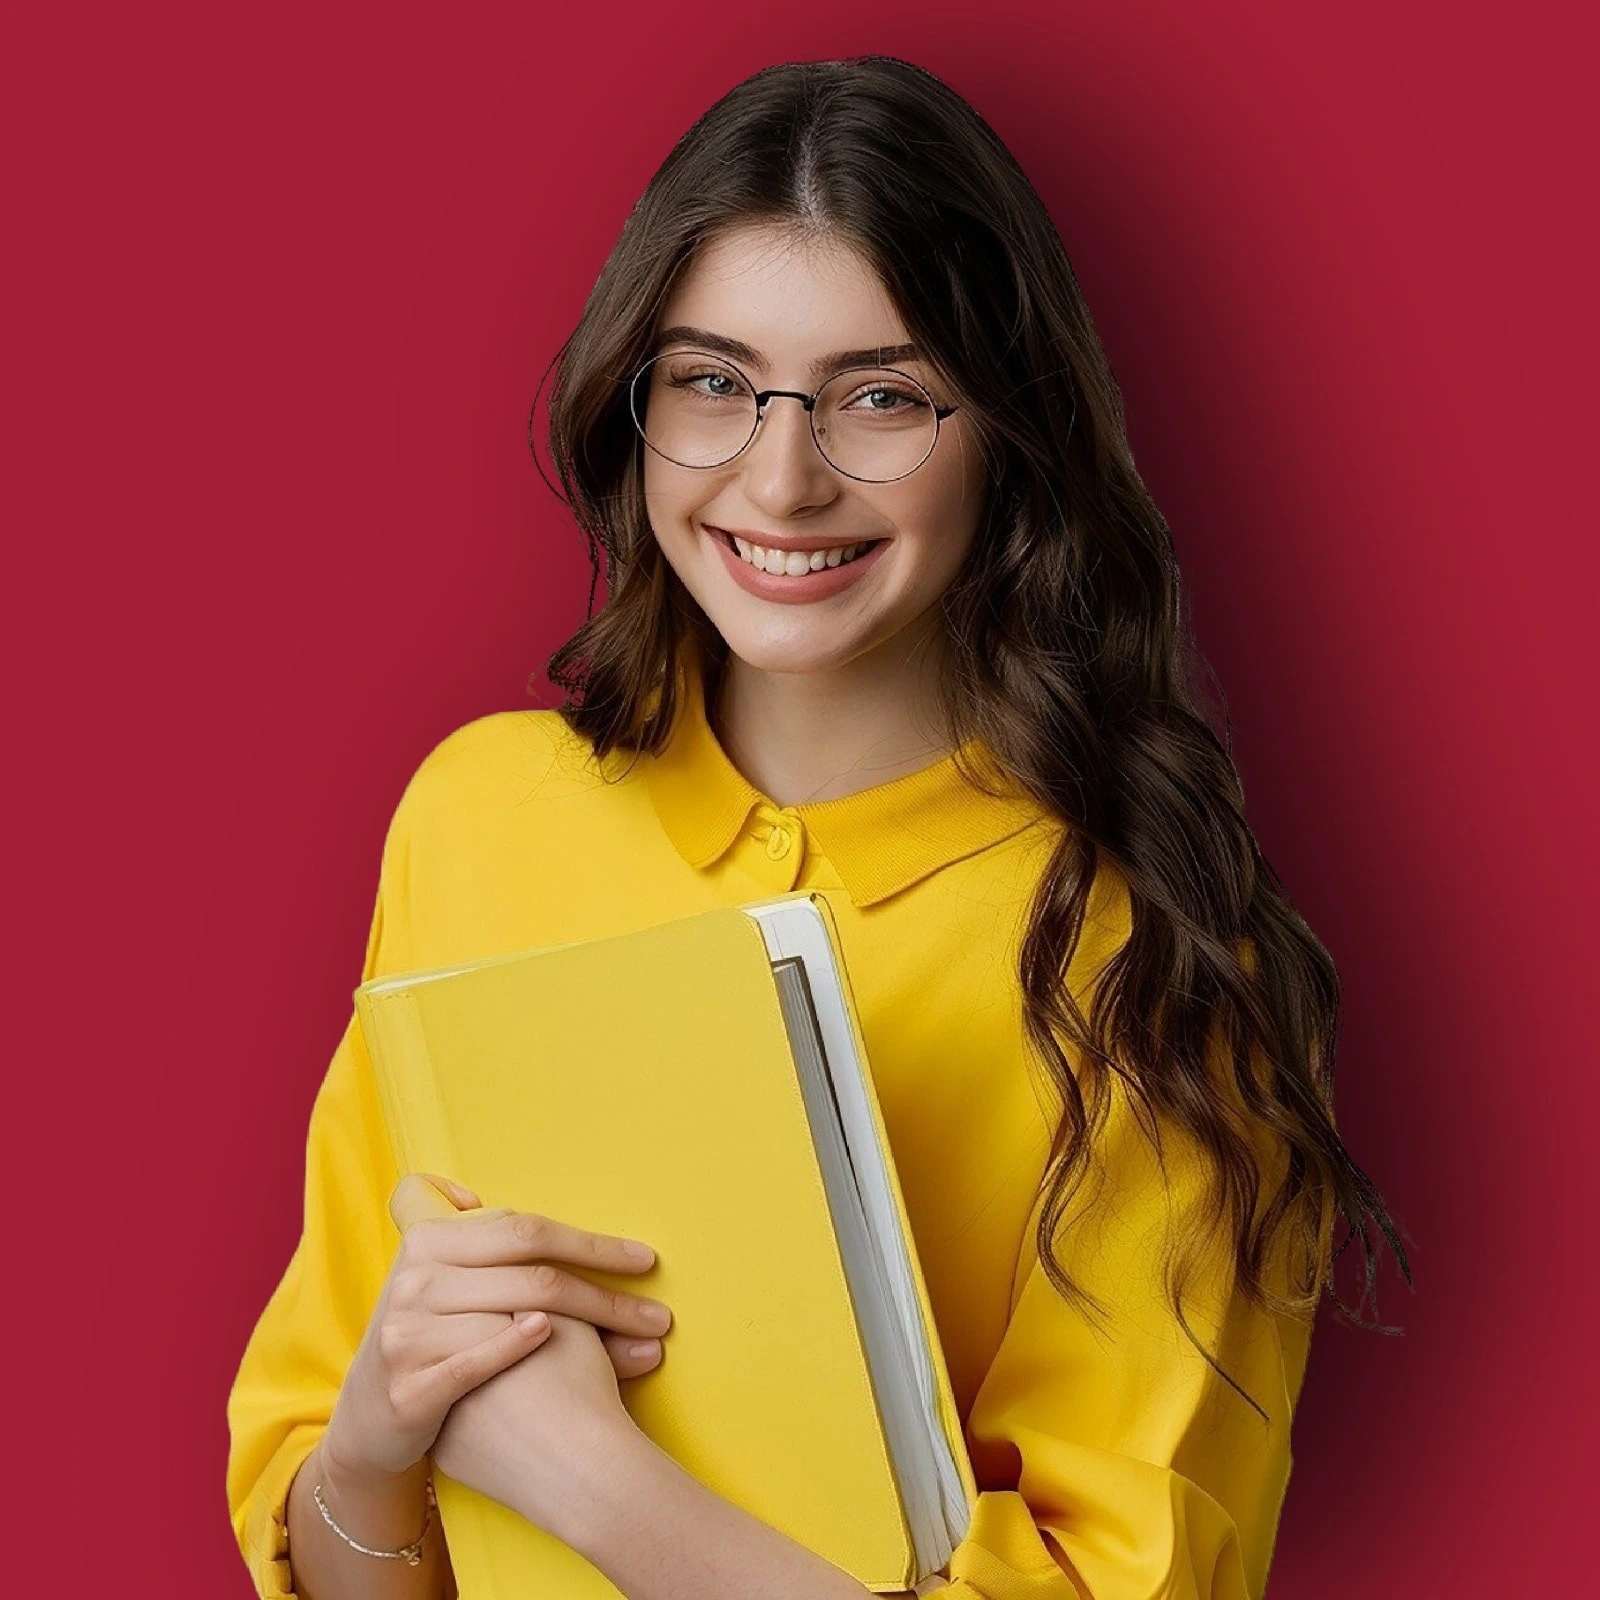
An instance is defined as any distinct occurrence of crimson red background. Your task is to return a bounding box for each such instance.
[6,3,1595,1594]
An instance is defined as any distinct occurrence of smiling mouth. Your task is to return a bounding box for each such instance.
[710,526,887,576]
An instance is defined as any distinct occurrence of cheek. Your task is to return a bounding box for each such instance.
[640,458,670,533]
[642,462,702,552]
[897,480,985,586]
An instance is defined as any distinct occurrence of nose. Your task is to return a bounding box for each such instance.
[739,393,836,510]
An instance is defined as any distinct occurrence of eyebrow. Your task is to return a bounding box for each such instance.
[652,325,924,379]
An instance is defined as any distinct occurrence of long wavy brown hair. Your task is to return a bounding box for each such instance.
[532,55,1411,1419]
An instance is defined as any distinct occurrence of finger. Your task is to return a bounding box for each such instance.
[601,1329,664,1379]
[384,1307,515,1371]
[412,1208,657,1276]
[422,1262,672,1337]
[391,1311,552,1418]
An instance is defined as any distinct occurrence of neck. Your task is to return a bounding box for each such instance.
[705,610,956,806]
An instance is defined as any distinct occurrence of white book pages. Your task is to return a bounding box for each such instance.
[745,897,973,1578]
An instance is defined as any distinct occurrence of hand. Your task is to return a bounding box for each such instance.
[430,1308,648,1527]
[321,1171,671,1484]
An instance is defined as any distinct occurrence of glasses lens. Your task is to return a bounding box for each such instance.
[813,368,940,481]
[632,351,757,468]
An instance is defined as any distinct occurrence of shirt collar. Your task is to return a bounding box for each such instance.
[642,642,1048,908]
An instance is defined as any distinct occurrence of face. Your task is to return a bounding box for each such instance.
[640,222,990,678]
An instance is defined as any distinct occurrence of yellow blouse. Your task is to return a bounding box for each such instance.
[226,648,1313,1600]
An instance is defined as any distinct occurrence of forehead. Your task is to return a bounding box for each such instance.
[657,222,913,369]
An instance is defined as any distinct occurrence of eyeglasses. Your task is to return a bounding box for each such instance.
[627,348,959,483]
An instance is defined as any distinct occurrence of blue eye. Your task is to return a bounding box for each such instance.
[663,367,745,400]
[840,383,926,416]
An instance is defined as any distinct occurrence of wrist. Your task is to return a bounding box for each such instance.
[519,1416,653,1551]
[313,1435,433,1546]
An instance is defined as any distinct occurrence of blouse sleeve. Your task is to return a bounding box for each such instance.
[223,807,412,1597]
[937,1072,1313,1600]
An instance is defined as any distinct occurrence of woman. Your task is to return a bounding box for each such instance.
[226,55,1407,1600]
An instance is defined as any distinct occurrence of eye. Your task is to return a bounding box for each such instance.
[665,369,740,397]
[840,382,929,415]
[653,351,750,402]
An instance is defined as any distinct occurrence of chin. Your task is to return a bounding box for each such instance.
[703,613,879,678]
[715,633,856,678]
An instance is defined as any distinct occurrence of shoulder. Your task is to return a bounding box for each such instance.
[408,706,584,788]
[385,707,626,847]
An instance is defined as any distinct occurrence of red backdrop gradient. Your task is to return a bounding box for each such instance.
[5,3,1595,1595]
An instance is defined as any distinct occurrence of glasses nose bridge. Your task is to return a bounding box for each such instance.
[752,386,819,417]
[744,386,825,473]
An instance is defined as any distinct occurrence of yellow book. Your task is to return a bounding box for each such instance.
[352,889,977,1598]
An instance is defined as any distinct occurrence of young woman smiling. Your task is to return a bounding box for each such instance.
[227,55,1407,1600]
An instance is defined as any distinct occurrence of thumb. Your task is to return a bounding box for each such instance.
[388,1172,482,1232]
[426,1173,483,1209]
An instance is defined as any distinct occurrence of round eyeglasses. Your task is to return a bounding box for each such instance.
[627,349,959,484]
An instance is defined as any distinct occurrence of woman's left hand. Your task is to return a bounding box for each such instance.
[429,1308,659,1528]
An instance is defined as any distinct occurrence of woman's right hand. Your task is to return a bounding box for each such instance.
[321,1171,672,1482]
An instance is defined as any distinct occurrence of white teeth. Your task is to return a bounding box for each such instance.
[728,534,872,575]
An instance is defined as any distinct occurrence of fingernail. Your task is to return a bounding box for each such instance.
[627,1340,660,1359]
[623,1240,654,1261]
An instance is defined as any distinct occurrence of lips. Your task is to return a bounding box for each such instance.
[705,520,891,605]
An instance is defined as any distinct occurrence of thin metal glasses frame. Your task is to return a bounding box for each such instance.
[627,349,960,484]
